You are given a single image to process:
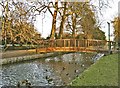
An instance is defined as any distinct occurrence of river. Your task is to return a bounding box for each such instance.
[1,52,103,86]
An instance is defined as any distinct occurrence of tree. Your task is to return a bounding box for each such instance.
[0,0,41,46]
[26,0,110,40]
[58,2,67,39]
[50,0,58,39]
[1,0,13,46]
[92,27,106,40]
[65,2,97,39]
[113,17,120,46]
[28,0,59,39]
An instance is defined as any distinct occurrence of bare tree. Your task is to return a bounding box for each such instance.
[0,0,41,47]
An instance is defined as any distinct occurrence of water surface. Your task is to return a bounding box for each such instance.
[1,53,97,86]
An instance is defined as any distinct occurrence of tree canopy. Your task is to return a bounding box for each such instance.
[0,0,109,47]
[0,0,41,46]
[113,16,120,45]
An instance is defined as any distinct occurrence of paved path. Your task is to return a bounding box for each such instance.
[1,49,36,59]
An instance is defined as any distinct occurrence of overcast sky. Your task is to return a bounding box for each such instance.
[99,0,119,40]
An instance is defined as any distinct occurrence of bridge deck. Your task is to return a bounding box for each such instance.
[36,47,108,53]
[36,39,114,53]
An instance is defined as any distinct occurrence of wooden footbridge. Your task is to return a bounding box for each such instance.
[36,39,114,53]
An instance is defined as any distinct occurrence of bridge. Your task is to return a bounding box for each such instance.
[36,39,115,53]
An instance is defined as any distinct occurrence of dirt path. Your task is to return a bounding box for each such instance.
[1,49,36,59]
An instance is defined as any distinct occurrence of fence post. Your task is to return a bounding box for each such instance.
[68,40,70,47]
[64,39,65,47]
[74,39,76,47]
[78,40,79,47]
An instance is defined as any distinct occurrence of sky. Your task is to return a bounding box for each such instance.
[99,0,119,41]
[34,0,120,40]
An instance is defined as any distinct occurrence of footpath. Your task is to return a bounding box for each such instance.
[0,49,60,65]
[1,49,36,59]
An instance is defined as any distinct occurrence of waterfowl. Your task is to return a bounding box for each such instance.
[45,76,53,83]
[62,67,65,70]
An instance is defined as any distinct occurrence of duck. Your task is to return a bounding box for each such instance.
[81,64,84,67]
[21,79,28,84]
[66,73,69,76]
[74,70,79,73]
[17,82,20,88]
[45,76,53,83]
[62,67,65,71]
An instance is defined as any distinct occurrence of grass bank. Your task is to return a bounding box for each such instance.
[70,53,118,86]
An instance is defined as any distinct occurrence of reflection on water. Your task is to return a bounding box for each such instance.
[1,53,96,86]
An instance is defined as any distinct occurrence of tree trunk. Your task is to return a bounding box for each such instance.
[50,1,58,39]
[58,2,67,39]
[72,13,76,38]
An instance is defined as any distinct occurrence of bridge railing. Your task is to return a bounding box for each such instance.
[37,39,111,50]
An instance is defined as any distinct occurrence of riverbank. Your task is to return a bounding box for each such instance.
[0,49,67,65]
[70,53,118,86]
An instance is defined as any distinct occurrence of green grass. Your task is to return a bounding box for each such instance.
[70,53,118,86]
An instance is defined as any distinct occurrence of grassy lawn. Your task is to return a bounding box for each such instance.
[70,53,118,86]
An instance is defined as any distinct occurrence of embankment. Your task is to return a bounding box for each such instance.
[0,49,65,65]
[70,53,118,86]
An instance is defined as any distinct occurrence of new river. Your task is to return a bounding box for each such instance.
[1,52,103,86]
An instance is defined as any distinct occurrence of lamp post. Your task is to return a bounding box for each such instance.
[107,22,111,54]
